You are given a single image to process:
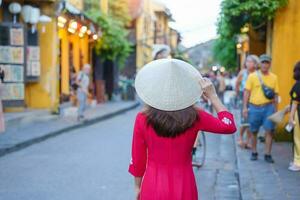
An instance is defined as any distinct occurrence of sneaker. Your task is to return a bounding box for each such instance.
[264,154,275,163]
[250,152,258,161]
[288,163,300,171]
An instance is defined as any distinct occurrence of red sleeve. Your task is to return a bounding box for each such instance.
[128,113,147,177]
[196,110,236,134]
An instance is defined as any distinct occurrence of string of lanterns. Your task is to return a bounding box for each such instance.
[5,2,101,40]
[57,15,101,41]
[7,2,52,33]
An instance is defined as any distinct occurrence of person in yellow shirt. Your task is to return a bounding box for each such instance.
[243,54,279,163]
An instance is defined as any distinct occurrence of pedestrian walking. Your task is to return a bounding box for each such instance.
[235,55,259,148]
[243,54,279,163]
[76,64,91,121]
[70,67,78,106]
[288,61,300,171]
[129,59,236,200]
[217,72,226,103]
[0,73,5,133]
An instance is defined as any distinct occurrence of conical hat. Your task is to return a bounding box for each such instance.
[268,106,290,124]
[135,59,203,111]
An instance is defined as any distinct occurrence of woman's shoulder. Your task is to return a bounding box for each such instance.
[135,112,147,124]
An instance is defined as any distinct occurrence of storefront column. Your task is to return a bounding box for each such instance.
[25,21,59,111]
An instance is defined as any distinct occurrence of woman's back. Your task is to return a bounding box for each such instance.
[129,109,236,200]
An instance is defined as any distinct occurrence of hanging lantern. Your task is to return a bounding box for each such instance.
[8,2,22,23]
[92,34,98,40]
[68,20,78,34]
[39,15,52,33]
[78,32,84,38]
[80,26,87,34]
[9,2,22,14]
[57,16,67,28]
[21,5,32,23]
[29,7,40,33]
[29,8,40,24]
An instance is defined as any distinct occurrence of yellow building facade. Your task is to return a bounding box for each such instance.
[0,0,102,112]
[135,0,177,69]
[269,0,300,110]
[263,0,300,139]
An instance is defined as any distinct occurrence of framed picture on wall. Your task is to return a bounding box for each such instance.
[1,64,24,82]
[0,46,11,63]
[27,46,40,61]
[30,61,40,76]
[1,83,25,100]
[10,47,24,64]
[10,28,24,46]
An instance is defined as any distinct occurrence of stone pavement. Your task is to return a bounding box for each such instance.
[0,100,139,157]
[233,109,300,200]
[196,133,240,200]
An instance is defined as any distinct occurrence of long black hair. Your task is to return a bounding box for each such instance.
[143,106,199,138]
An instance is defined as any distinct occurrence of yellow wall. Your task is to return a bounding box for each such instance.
[136,0,155,69]
[100,0,109,14]
[135,0,173,69]
[58,28,70,96]
[25,21,59,110]
[169,29,178,50]
[271,0,300,109]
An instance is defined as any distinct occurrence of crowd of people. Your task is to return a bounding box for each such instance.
[210,54,300,172]
[199,53,300,172]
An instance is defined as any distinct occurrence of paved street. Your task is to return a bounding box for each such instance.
[0,106,299,200]
[0,106,239,200]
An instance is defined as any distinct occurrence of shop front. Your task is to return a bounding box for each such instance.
[0,0,101,112]
[0,1,45,110]
[56,3,100,104]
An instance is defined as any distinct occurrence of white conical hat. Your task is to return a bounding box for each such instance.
[135,59,203,111]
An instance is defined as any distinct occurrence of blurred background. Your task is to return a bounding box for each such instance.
[0,0,299,199]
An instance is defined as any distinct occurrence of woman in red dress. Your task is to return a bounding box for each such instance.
[129,59,236,200]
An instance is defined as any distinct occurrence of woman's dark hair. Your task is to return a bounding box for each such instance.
[293,61,300,81]
[143,106,199,138]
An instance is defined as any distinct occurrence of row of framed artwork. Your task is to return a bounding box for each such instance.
[1,83,24,101]
[0,46,24,64]
[0,46,39,63]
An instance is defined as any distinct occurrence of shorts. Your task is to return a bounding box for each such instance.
[248,103,275,133]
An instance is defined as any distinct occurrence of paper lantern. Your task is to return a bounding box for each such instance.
[29,8,40,24]
[9,2,22,24]
[21,5,32,23]
[8,2,22,14]
[39,15,52,23]
[39,15,52,33]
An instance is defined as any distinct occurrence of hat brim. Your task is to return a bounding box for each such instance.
[135,59,203,111]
